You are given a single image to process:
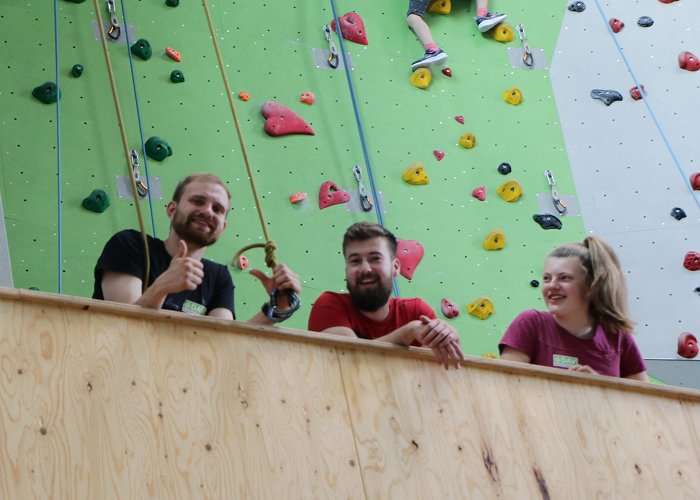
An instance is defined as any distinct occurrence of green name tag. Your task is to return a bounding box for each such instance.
[182,300,206,316]
[553,354,578,368]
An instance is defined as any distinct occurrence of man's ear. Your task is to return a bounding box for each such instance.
[166,200,177,219]
[392,258,401,278]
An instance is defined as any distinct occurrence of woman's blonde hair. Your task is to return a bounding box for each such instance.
[549,236,634,334]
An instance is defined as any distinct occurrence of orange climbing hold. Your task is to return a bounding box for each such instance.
[236,255,249,271]
[289,192,307,203]
[165,47,181,62]
[238,91,250,101]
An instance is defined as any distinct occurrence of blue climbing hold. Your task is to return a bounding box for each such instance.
[568,1,585,12]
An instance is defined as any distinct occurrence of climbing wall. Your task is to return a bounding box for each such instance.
[1,0,695,367]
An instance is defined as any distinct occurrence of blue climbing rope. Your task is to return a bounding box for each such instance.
[592,0,700,211]
[54,0,63,294]
[118,0,158,236]
[328,1,401,298]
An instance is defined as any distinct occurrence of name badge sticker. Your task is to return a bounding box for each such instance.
[553,354,578,369]
[182,300,207,316]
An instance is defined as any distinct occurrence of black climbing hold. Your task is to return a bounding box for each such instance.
[497,162,512,175]
[591,89,623,106]
[71,64,84,78]
[82,189,110,213]
[671,207,686,220]
[145,136,173,161]
[694,286,700,295]
[170,70,185,83]
[166,0,179,5]
[637,16,654,27]
[32,82,60,104]
[567,1,585,12]
[130,39,152,61]
[530,279,540,288]
[533,213,563,230]
[65,0,87,3]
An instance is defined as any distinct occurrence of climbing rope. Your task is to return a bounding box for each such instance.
[92,0,151,291]
[53,0,63,293]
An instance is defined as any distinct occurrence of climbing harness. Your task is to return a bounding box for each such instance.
[352,165,373,212]
[545,170,567,215]
[322,24,339,69]
[129,150,148,199]
[105,0,121,40]
[517,24,534,68]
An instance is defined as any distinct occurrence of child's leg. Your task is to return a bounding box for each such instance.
[476,0,488,18]
[407,0,438,51]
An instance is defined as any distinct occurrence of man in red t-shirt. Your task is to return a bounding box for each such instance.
[308,222,464,369]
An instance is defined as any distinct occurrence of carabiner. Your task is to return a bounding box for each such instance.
[105,0,121,40]
[130,150,148,199]
[517,24,534,68]
[545,170,567,215]
[353,165,373,212]
[323,24,339,69]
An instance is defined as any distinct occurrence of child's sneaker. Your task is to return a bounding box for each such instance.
[475,12,507,33]
[411,48,448,71]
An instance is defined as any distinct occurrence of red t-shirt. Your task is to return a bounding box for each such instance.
[308,292,436,342]
[499,309,646,378]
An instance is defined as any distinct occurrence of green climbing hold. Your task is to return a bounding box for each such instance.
[166,0,179,6]
[28,286,40,291]
[65,0,87,3]
[82,189,110,213]
[145,136,173,161]
[170,70,185,83]
[130,39,152,61]
[71,64,84,77]
[32,82,60,104]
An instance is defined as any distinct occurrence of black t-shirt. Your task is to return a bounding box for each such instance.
[93,229,235,318]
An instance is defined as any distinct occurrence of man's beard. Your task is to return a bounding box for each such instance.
[347,276,392,312]
[171,211,219,247]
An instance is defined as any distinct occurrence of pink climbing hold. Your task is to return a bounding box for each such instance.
[629,84,645,100]
[683,251,700,271]
[677,332,698,359]
[318,181,350,209]
[678,51,700,72]
[609,18,624,33]
[395,238,424,280]
[472,186,486,201]
[455,115,464,124]
[299,91,315,105]
[690,172,700,190]
[441,298,460,319]
[658,0,678,3]
[433,150,445,161]
[261,101,315,137]
[331,12,368,45]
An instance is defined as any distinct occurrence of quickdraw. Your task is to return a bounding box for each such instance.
[352,165,373,212]
[545,170,567,215]
[105,0,121,40]
[517,24,534,68]
[322,24,339,69]
[129,150,148,199]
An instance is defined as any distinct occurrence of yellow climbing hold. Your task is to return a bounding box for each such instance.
[467,296,494,320]
[503,87,523,105]
[497,180,522,202]
[483,229,506,250]
[410,67,432,90]
[482,353,499,359]
[459,132,477,149]
[491,22,514,42]
[402,162,430,185]
[427,0,451,15]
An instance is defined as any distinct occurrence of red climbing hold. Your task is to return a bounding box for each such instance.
[166,47,181,62]
[690,172,700,190]
[455,115,464,124]
[442,67,452,77]
[318,181,350,210]
[629,84,645,100]
[433,150,445,161]
[677,332,698,359]
[441,298,460,319]
[330,12,368,45]
[289,191,307,204]
[683,251,700,271]
[299,91,315,105]
[396,238,424,280]
[261,101,315,137]
[609,18,624,33]
[472,186,486,201]
[678,51,700,72]
[658,0,678,3]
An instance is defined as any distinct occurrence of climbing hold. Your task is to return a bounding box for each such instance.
[402,162,430,185]
[609,18,624,33]
[318,181,350,209]
[530,279,540,288]
[533,213,563,230]
[671,207,686,220]
[491,23,514,43]
[65,0,87,3]
[567,1,585,12]
[145,136,173,161]
[658,0,678,3]
[300,91,315,105]
[459,133,476,149]
[467,296,494,320]
[165,0,179,6]
[472,186,486,201]
[629,84,645,100]
[497,180,522,202]
[497,162,512,175]
[455,115,464,124]
[427,0,451,15]
[81,189,110,213]
[261,101,315,137]
[440,298,459,319]
[170,70,185,83]
[637,16,654,27]
[690,173,700,190]
[683,251,700,271]
[442,67,453,77]
[503,87,522,105]
[483,229,506,250]
[32,82,60,104]
[236,255,249,271]
[396,238,424,280]
[678,51,700,72]
[433,150,445,161]
[238,91,250,101]
[330,12,368,45]
[165,47,181,62]
[289,192,307,204]
[410,67,432,89]
[71,64,84,77]
[591,89,623,106]
[130,39,152,60]
[677,332,698,359]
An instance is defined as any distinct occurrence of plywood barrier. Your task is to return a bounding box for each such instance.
[0,288,698,499]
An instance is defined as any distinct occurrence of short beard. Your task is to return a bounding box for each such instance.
[171,213,218,247]
[347,279,392,312]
